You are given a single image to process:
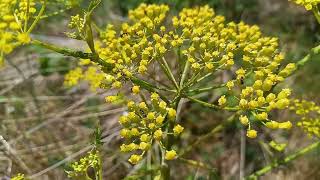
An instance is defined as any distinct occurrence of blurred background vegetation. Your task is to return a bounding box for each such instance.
[0,0,319,179]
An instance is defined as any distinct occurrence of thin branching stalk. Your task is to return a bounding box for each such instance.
[159,57,179,90]
[246,141,320,179]
[178,157,216,171]
[295,44,320,70]
[187,84,225,95]
[27,0,47,33]
[180,113,239,156]
[312,6,320,24]
[186,96,240,111]
[180,60,190,89]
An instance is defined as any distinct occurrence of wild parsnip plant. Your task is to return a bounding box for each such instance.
[3,0,320,179]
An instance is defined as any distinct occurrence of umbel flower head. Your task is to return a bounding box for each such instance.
[65,3,298,161]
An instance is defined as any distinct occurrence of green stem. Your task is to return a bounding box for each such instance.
[96,151,103,180]
[180,113,238,156]
[312,6,320,24]
[196,72,213,84]
[187,84,225,95]
[295,44,320,70]
[246,141,320,179]
[160,57,179,90]
[31,39,112,69]
[178,157,215,171]
[32,39,173,103]
[186,96,239,111]
[85,0,101,54]
[179,60,190,89]
[27,0,47,33]
[24,0,30,32]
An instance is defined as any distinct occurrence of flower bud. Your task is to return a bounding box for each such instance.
[255,112,268,120]
[265,121,279,129]
[266,93,276,103]
[218,95,227,106]
[173,124,184,136]
[129,154,142,164]
[277,89,291,99]
[154,129,163,140]
[262,79,273,91]
[239,99,248,109]
[140,134,151,142]
[276,99,290,109]
[165,150,177,160]
[132,85,140,94]
[239,115,249,126]
[246,129,257,138]
[278,121,292,129]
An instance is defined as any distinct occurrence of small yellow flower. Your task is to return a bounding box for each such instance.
[159,101,167,109]
[226,81,234,90]
[139,142,151,150]
[17,33,31,44]
[154,129,163,140]
[165,150,177,160]
[132,85,140,94]
[139,102,147,109]
[255,112,268,120]
[140,134,151,142]
[239,99,248,109]
[173,124,184,136]
[167,108,176,120]
[156,115,165,125]
[147,112,155,120]
[129,154,142,164]
[278,121,292,129]
[105,96,117,103]
[218,95,227,106]
[246,129,257,138]
[239,115,249,126]
[265,121,279,129]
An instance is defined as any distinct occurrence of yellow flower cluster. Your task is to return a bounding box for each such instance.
[65,3,297,158]
[0,0,38,65]
[94,4,170,79]
[236,88,293,138]
[64,59,108,91]
[65,4,171,91]
[116,91,181,164]
[66,14,85,39]
[290,0,320,10]
[169,5,294,138]
[290,99,320,137]
[66,150,100,179]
